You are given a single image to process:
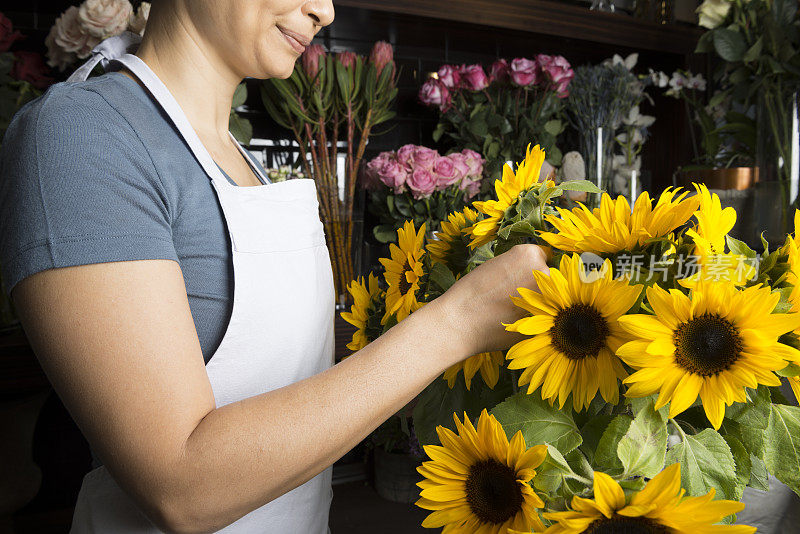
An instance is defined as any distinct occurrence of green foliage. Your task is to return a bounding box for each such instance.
[617,398,668,478]
[763,403,800,497]
[491,392,583,456]
[665,428,739,501]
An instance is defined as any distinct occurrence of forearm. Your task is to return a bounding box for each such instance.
[162,297,470,532]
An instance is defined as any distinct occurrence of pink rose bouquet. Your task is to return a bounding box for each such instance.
[418,55,574,181]
[363,146,485,243]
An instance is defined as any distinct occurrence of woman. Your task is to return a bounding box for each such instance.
[0,1,549,532]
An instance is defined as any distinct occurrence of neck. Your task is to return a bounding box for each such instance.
[134,3,240,144]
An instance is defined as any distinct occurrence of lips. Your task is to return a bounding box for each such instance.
[278,26,310,54]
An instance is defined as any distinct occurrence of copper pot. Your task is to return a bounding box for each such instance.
[676,167,758,190]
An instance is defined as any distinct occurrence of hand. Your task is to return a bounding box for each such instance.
[437,244,550,357]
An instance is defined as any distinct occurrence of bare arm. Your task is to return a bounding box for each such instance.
[12,244,547,534]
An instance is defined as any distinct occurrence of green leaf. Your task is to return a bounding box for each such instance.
[559,180,602,193]
[726,235,757,258]
[579,415,615,464]
[428,262,457,292]
[594,415,633,473]
[713,28,747,62]
[228,113,253,144]
[231,83,248,108]
[412,378,481,446]
[544,120,562,136]
[617,398,668,478]
[665,428,739,500]
[777,362,800,377]
[533,445,575,494]
[763,403,800,497]
[742,36,764,63]
[373,224,398,244]
[491,392,582,455]
[749,454,770,491]
[723,435,750,500]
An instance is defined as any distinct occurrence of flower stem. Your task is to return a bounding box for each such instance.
[669,418,688,442]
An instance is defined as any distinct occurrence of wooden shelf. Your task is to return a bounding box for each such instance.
[334,0,701,55]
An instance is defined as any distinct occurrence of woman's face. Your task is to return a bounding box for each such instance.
[176,0,335,79]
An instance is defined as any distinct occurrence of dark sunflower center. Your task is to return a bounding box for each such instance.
[465,459,523,525]
[549,304,610,360]
[674,313,743,376]
[586,515,671,534]
[398,260,413,295]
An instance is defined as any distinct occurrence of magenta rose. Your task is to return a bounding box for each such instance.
[407,168,437,199]
[418,78,451,111]
[0,13,23,53]
[396,144,416,170]
[510,57,539,87]
[412,146,439,171]
[448,153,470,182]
[11,51,53,89]
[460,64,489,91]
[437,64,461,89]
[302,44,326,78]
[369,41,394,76]
[489,59,510,84]
[433,156,459,189]
[337,50,357,69]
[538,54,574,98]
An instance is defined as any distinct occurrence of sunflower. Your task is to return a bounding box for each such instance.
[443,351,505,390]
[380,220,426,324]
[468,144,548,249]
[416,409,547,533]
[340,272,383,352]
[784,210,800,316]
[504,253,642,410]
[540,188,699,255]
[428,207,480,274]
[617,279,800,429]
[538,463,755,534]
[682,183,754,285]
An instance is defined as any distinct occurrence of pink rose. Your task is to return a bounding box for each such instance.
[437,65,461,89]
[412,146,439,171]
[378,160,409,193]
[418,78,451,111]
[510,57,539,87]
[433,156,459,189]
[337,50,357,69]
[460,64,489,91]
[11,51,53,89]
[46,6,98,71]
[78,0,132,39]
[464,179,481,200]
[489,59,510,84]
[396,144,416,170]
[408,168,436,199]
[369,41,394,76]
[462,149,484,178]
[0,13,23,53]
[448,153,470,181]
[127,2,150,36]
[538,54,574,98]
[302,44,326,78]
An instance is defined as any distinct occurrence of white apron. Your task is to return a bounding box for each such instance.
[67,33,335,533]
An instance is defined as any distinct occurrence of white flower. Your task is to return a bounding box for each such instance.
[687,73,707,91]
[128,2,150,36]
[648,69,669,88]
[605,53,639,71]
[697,0,732,29]
[665,71,688,97]
[78,0,133,39]
[45,5,100,70]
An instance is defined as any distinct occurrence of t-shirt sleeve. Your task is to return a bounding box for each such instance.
[0,83,179,297]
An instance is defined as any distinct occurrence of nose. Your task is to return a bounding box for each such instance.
[303,0,335,27]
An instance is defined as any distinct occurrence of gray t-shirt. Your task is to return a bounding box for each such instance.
[0,71,268,363]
